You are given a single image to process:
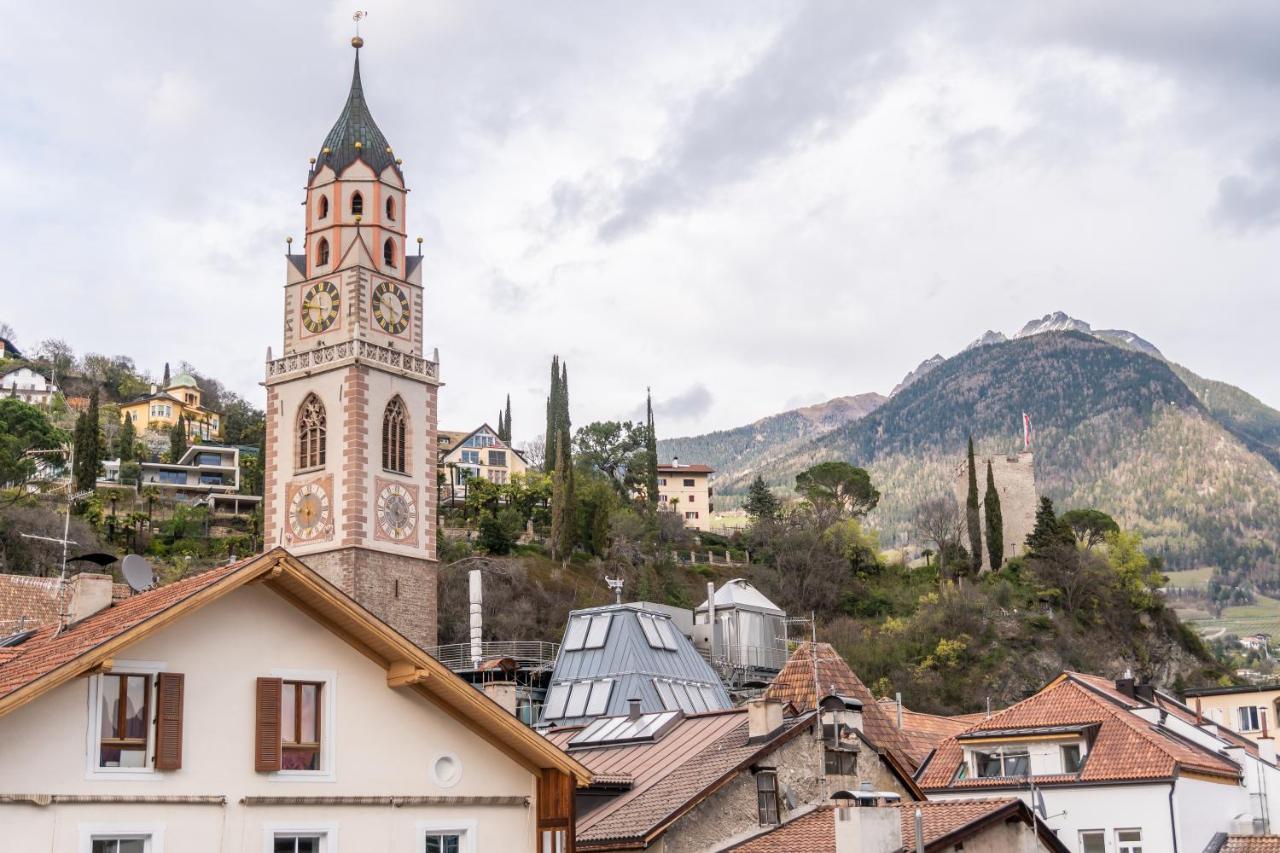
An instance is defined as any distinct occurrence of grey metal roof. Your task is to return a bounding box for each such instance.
[695,578,784,615]
[315,49,401,181]
[287,254,306,275]
[539,603,731,728]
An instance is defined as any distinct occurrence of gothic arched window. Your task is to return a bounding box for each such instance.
[318,195,329,219]
[383,238,396,268]
[297,394,327,470]
[351,191,364,217]
[385,196,396,220]
[316,237,330,266]
[382,397,407,473]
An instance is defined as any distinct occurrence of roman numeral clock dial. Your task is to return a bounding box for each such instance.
[372,280,410,335]
[301,281,340,333]
[377,482,417,541]
[288,482,332,541]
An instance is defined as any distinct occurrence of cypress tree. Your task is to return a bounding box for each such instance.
[550,432,573,561]
[984,459,1003,570]
[965,436,982,573]
[162,362,171,387]
[504,394,513,443]
[645,388,659,508]
[497,409,505,442]
[74,391,101,492]
[169,416,188,463]
[117,413,136,463]
[545,356,560,472]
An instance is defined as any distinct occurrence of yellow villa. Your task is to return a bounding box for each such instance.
[119,372,221,441]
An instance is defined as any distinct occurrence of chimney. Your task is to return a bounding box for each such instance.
[746,697,784,740]
[672,456,680,468]
[628,697,642,721]
[1135,682,1155,703]
[832,787,903,853]
[65,573,114,624]
[482,682,518,716]
[1260,713,1277,765]
[149,383,158,395]
[1114,676,1136,699]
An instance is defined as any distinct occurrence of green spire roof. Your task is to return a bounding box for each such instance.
[168,372,199,389]
[316,49,400,180]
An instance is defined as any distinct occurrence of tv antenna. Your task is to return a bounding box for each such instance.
[605,576,625,605]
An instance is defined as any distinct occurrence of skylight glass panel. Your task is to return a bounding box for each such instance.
[544,683,569,719]
[584,614,613,649]
[638,614,665,649]
[698,685,720,709]
[565,681,592,718]
[654,678,678,711]
[585,716,628,743]
[655,618,680,650]
[685,683,709,713]
[670,682,696,714]
[585,679,614,716]
[563,616,590,651]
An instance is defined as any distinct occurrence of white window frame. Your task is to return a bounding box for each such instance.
[262,823,338,853]
[78,822,165,853]
[1116,828,1143,853]
[268,668,337,783]
[1079,829,1105,853]
[1239,705,1262,732]
[418,818,477,853]
[85,659,166,781]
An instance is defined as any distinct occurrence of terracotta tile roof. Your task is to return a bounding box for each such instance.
[728,799,1055,853]
[764,642,919,770]
[544,708,810,848]
[1221,837,1280,852]
[0,574,62,630]
[917,674,1242,790]
[876,698,985,765]
[0,559,255,704]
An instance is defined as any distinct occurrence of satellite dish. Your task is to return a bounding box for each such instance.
[121,554,155,592]
[1034,788,1048,819]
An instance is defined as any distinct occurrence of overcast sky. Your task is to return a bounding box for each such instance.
[2,1,1278,440]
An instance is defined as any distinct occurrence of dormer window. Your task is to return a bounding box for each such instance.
[386,196,396,220]
[973,746,1029,777]
[383,238,396,268]
[318,195,329,219]
[350,191,364,216]
[316,238,330,267]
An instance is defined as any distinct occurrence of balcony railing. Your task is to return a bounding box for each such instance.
[426,640,560,672]
[266,340,438,383]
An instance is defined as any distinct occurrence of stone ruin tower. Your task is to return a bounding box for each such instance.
[954,450,1039,571]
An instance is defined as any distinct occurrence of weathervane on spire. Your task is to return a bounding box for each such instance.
[352,10,368,48]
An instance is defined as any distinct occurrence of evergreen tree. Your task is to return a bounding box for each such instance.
[162,362,171,387]
[983,459,1003,570]
[965,436,982,572]
[497,409,505,443]
[550,432,573,561]
[169,416,188,463]
[745,475,781,520]
[73,391,101,492]
[644,388,659,509]
[117,413,136,463]
[545,356,561,472]
[1026,496,1073,555]
[503,394,513,443]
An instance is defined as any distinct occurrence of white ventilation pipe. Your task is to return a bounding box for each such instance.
[706,581,716,660]
[469,569,483,668]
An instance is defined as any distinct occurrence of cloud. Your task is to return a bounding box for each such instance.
[652,384,715,422]
[1214,140,1280,232]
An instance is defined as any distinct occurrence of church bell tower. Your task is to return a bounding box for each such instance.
[264,37,440,647]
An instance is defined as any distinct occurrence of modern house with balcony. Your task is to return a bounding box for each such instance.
[102,445,261,514]
[439,423,528,504]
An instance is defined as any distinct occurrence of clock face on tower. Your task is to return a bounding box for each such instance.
[372,280,410,335]
[376,482,418,542]
[301,281,340,334]
[288,480,332,540]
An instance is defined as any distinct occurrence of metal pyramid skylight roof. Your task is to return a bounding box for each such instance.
[695,578,784,615]
[316,48,401,180]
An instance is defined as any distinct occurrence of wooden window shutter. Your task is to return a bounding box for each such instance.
[154,672,185,770]
[255,677,283,772]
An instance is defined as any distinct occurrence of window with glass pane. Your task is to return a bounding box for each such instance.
[585,680,614,716]
[1002,748,1030,776]
[1061,744,1082,773]
[544,683,569,719]
[562,616,590,651]
[92,838,148,853]
[564,681,592,718]
[1240,706,1261,731]
[584,614,612,648]
[1117,829,1143,853]
[655,618,680,650]
[281,681,322,770]
[425,834,461,853]
[975,750,1003,777]
[824,748,857,775]
[756,771,779,824]
[99,673,150,767]
[1080,831,1105,853]
[274,835,323,853]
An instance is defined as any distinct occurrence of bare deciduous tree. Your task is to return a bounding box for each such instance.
[912,495,964,579]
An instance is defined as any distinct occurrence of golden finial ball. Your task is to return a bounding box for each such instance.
[286,236,293,244]
[309,157,316,164]
[322,147,331,155]
[352,36,364,49]
[395,158,403,165]
[354,141,363,150]
[355,214,363,223]
[416,237,423,244]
